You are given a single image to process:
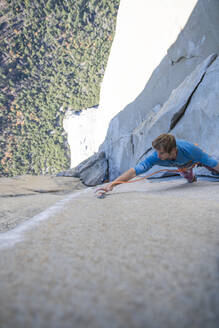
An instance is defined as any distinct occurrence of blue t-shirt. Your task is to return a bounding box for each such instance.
[134,140,218,176]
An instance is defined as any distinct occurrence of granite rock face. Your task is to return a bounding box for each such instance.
[172,55,219,174]
[95,0,199,149]
[76,53,219,185]
[57,152,108,186]
[65,0,219,185]
[0,175,85,232]
[71,152,108,186]
[78,151,108,186]
[101,0,219,181]
[131,54,217,164]
[64,0,199,167]
[1,179,219,328]
[107,54,217,180]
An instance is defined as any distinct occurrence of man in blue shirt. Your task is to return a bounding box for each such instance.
[98,134,219,194]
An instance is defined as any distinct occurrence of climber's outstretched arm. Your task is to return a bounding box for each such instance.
[96,168,136,194]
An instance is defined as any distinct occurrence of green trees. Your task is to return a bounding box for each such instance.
[0,0,120,176]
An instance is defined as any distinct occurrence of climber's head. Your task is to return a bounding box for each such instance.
[152,133,177,160]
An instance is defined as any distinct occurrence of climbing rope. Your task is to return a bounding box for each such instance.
[95,163,199,198]
[110,163,198,186]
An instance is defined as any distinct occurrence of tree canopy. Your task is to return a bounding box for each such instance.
[0,0,120,176]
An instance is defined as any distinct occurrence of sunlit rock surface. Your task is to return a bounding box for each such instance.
[95,0,199,148]
[1,178,219,327]
[64,0,198,167]
[102,0,219,181]
[0,175,84,232]
[74,0,219,184]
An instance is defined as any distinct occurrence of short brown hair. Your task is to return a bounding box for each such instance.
[152,133,176,153]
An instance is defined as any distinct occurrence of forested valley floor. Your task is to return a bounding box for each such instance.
[0,0,119,176]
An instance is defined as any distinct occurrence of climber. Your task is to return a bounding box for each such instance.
[96,133,219,195]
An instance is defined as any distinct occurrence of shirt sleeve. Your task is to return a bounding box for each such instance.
[134,152,158,175]
[185,143,218,168]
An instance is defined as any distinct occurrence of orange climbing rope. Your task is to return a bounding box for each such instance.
[110,163,198,186]
[95,163,199,198]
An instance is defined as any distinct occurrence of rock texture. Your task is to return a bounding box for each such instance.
[75,52,219,184]
[1,179,219,327]
[0,175,84,232]
[2,2,219,326]
[173,55,219,161]
[64,0,199,167]
[95,0,199,148]
[58,152,108,186]
[95,0,219,149]
[72,0,219,185]
[77,151,108,186]
[107,53,217,179]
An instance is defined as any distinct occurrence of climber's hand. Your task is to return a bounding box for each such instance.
[95,182,114,198]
